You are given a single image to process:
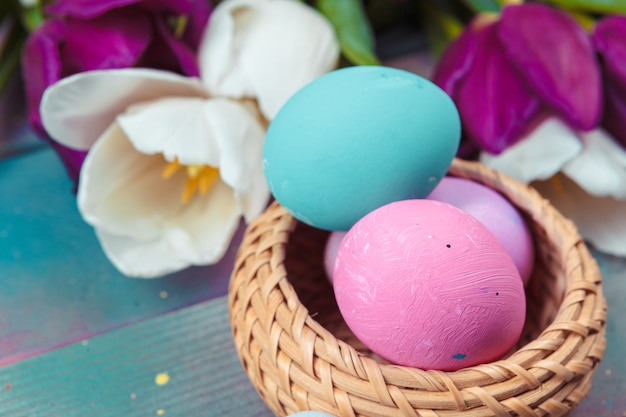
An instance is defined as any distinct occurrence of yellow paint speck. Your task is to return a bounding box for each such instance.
[155,372,170,385]
[605,368,612,376]
[159,291,168,299]
[156,409,165,415]
[81,340,89,346]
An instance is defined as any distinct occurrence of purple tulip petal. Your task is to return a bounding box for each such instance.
[59,10,152,76]
[593,15,626,89]
[593,15,626,147]
[24,0,209,185]
[432,21,478,97]
[594,16,626,81]
[150,16,200,77]
[457,22,541,154]
[131,0,193,14]
[47,0,143,18]
[600,79,626,148]
[499,3,601,130]
[47,0,190,19]
[21,19,88,182]
[21,19,65,137]
[182,0,213,49]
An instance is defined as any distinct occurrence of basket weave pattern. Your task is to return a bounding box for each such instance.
[229,158,607,417]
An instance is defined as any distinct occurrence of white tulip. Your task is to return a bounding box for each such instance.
[480,116,626,257]
[200,0,340,119]
[40,0,340,277]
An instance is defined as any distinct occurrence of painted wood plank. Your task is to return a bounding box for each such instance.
[0,146,243,365]
[0,251,624,416]
[0,296,273,417]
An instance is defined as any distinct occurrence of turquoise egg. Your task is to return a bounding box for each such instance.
[263,66,461,231]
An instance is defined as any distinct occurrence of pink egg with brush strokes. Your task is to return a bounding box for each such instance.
[333,199,526,371]
[427,177,535,285]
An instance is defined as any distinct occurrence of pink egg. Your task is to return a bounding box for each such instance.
[427,177,535,285]
[324,231,346,282]
[333,199,526,371]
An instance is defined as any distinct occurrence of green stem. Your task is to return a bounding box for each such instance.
[14,0,47,32]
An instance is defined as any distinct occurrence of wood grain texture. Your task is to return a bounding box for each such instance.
[0,147,242,365]
[0,296,273,417]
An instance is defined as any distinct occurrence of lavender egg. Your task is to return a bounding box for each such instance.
[333,199,526,371]
[427,177,535,285]
[324,231,346,282]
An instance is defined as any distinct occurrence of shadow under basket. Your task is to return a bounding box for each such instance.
[228,158,607,417]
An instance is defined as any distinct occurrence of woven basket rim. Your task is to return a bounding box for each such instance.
[229,158,607,416]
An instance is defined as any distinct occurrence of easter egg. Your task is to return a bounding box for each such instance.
[333,199,526,371]
[324,231,346,282]
[263,66,461,231]
[427,177,535,285]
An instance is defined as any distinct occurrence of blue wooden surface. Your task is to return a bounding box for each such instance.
[2,141,626,416]
[0,296,272,417]
[0,145,243,366]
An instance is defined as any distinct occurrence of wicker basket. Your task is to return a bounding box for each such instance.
[228,158,607,417]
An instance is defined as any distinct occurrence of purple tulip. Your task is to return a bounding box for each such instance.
[592,15,626,148]
[433,3,602,155]
[21,0,212,182]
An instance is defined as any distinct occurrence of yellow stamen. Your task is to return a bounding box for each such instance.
[162,158,182,179]
[162,157,220,204]
[181,175,200,205]
[186,164,203,179]
[198,167,219,195]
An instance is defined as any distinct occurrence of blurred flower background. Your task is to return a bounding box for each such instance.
[2,0,626,276]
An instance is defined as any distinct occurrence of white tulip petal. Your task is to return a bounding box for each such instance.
[95,181,241,278]
[480,118,582,183]
[117,97,220,166]
[41,68,207,150]
[534,174,626,257]
[204,98,269,221]
[236,1,340,119]
[117,96,269,221]
[561,128,626,199]
[78,121,245,278]
[198,0,258,99]
[95,229,189,278]
[78,122,184,239]
[200,0,340,119]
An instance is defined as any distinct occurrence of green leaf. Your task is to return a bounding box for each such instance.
[316,0,380,65]
[21,5,44,31]
[543,0,626,14]
[566,9,598,32]
[460,0,502,13]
